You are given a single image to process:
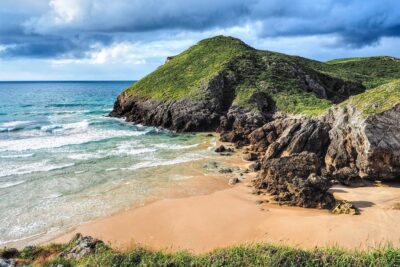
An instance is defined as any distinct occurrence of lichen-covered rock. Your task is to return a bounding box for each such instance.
[254,152,335,209]
[59,233,106,260]
[331,201,359,215]
[326,103,400,181]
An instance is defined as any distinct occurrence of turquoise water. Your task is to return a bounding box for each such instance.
[0,82,215,246]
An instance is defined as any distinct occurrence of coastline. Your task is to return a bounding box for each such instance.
[49,146,400,254]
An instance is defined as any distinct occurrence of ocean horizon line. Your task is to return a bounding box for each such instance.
[0,80,136,83]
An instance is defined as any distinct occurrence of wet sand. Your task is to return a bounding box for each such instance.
[53,174,400,253]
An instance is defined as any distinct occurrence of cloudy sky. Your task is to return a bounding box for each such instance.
[1,0,400,81]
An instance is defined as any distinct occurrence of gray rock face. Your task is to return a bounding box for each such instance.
[254,152,335,209]
[325,104,400,181]
[248,116,331,160]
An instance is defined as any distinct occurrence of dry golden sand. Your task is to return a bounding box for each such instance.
[52,154,400,253]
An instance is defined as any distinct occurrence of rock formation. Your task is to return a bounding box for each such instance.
[326,103,400,181]
[111,36,400,209]
[254,152,335,209]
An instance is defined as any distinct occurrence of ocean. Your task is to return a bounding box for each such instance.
[0,81,216,246]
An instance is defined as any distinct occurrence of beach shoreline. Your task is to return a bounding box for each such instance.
[49,147,400,254]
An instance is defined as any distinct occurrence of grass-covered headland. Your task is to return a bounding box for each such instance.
[123,36,400,117]
[4,241,400,267]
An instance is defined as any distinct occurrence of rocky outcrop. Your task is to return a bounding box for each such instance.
[109,36,400,209]
[248,116,331,160]
[110,72,237,132]
[254,152,335,209]
[59,233,105,260]
[325,104,400,181]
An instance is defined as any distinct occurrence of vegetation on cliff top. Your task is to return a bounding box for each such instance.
[342,79,400,117]
[123,36,400,116]
[325,56,400,89]
[5,242,400,267]
[124,36,253,100]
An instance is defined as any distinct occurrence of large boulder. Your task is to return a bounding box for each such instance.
[254,152,335,209]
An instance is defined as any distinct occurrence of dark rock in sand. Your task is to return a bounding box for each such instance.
[215,145,227,152]
[228,177,240,185]
[249,161,262,172]
[242,152,258,161]
[219,168,233,174]
[215,145,234,153]
[254,152,335,209]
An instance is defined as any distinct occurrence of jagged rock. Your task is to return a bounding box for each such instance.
[248,117,331,161]
[325,103,400,181]
[254,152,335,209]
[243,152,258,161]
[60,233,105,260]
[332,201,359,215]
[228,177,240,185]
[218,103,273,147]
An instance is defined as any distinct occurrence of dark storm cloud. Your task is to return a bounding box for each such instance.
[0,0,400,58]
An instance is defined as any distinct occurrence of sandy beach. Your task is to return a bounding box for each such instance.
[52,153,400,253]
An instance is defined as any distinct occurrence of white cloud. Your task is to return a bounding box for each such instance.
[49,0,85,24]
[50,38,194,65]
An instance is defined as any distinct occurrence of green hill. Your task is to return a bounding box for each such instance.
[325,56,400,89]
[123,36,366,117]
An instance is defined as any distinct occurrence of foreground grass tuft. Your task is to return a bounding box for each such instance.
[14,243,399,267]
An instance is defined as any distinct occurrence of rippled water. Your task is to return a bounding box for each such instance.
[0,82,214,245]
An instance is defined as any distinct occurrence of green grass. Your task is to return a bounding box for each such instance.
[342,79,400,117]
[122,36,400,117]
[124,36,253,100]
[14,243,400,267]
[324,56,400,89]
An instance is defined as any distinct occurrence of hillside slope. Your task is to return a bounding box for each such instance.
[111,36,364,132]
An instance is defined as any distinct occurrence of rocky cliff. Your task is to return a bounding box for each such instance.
[111,36,400,209]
